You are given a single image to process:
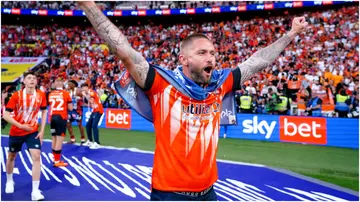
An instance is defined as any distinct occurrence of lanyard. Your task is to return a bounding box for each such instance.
[22,89,36,123]
[70,87,76,98]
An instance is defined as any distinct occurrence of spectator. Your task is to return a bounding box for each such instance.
[348,91,359,118]
[239,91,252,114]
[335,89,351,118]
[305,92,323,117]
[277,91,292,115]
[265,88,281,115]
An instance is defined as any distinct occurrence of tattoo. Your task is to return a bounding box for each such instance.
[82,4,149,87]
[239,34,292,84]
[127,48,149,83]
[133,52,150,82]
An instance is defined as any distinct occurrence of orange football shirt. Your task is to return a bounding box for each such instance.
[145,68,240,192]
[6,89,47,136]
[48,89,72,120]
[89,89,104,114]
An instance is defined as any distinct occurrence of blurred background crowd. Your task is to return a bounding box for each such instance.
[1,1,286,10]
[1,2,358,119]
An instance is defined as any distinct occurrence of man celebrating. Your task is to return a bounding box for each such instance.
[81,84,104,149]
[48,78,73,167]
[80,1,308,200]
[66,80,86,144]
[3,72,47,201]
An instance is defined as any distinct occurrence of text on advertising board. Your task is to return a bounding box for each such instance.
[106,109,131,129]
[279,116,327,145]
[242,116,276,139]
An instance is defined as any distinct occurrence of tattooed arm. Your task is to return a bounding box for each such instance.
[79,1,149,88]
[238,34,292,84]
[238,16,308,84]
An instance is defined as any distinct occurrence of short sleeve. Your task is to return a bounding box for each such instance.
[47,92,52,106]
[142,65,156,92]
[65,92,72,103]
[145,68,171,96]
[231,68,242,91]
[40,92,47,110]
[222,68,242,94]
[5,92,18,112]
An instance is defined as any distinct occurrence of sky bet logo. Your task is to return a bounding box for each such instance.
[57,10,73,16]
[182,102,220,115]
[57,11,65,16]
[241,115,327,144]
[32,9,52,16]
[3,8,11,14]
[242,116,276,139]
[155,10,170,15]
[106,10,122,16]
[280,116,327,145]
[31,10,39,15]
[204,7,220,13]
[106,109,131,129]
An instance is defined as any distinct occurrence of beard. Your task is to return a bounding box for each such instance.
[189,65,214,87]
[190,68,212,86]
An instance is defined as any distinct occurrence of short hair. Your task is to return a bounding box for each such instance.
[180,33,211,53]
[68,80,78,87]
[54,77,64,82]
[23,71,36,79]
[81,83,89,88]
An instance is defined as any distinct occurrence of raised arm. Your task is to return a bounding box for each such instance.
[78,1,149,88]
[238,16,308,84]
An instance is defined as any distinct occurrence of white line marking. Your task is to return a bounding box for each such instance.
[1,134,265,167]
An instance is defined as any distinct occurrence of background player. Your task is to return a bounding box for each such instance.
[81,84,104,149]
[66,80,86,144]
[48,77,73,167]
[2,72,47,201]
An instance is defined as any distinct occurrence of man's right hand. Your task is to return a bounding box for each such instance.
[19,124,33,132]
[77,1,95,7]
[78,0,150,89]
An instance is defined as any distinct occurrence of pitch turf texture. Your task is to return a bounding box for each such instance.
[1,124,358,191]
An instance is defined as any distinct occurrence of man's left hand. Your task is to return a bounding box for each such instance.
[35,130,44,145]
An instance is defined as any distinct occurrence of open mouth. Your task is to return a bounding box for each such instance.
[204,66,213,75]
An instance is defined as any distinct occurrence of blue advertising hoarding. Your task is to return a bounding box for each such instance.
[40,108,358,149]
[1,1,355,17]
[222,114,359,149]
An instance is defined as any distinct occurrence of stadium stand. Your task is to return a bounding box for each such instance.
[1,1,288,10]
[1,4,358,118]
[1,3,359,201]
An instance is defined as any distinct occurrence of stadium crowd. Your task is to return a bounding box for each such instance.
[1,5,359,118]
[1,1,284,10]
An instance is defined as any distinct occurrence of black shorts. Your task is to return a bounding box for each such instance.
[150,186,217,201]
[9,132,41,153]
[51,115,67,136]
